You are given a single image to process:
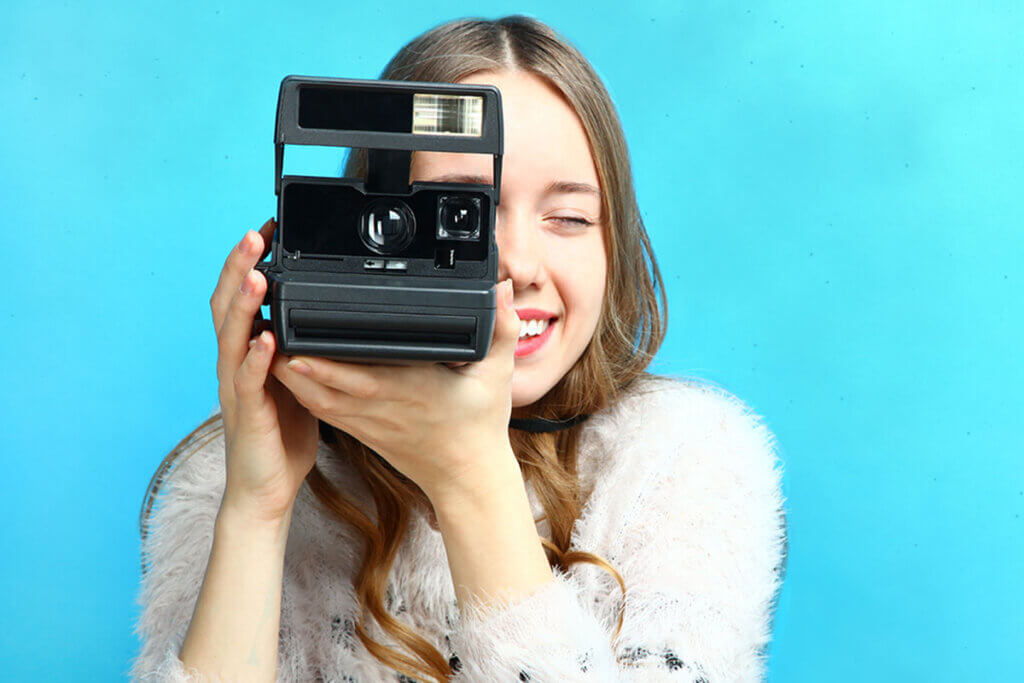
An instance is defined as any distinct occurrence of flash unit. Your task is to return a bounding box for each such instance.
[412,93,483,137]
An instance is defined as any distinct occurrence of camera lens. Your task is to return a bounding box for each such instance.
[437,195,481,240]
[359,199,416,255]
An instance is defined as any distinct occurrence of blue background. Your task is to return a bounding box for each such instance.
[2,1,1020,680]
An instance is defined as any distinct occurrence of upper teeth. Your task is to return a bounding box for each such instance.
[519,318,550,338]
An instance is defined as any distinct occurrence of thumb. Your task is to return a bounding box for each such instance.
[491,278,520,359]
[449,279,517,378]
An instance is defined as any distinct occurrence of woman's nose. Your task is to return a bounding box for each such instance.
[495,212,543,287]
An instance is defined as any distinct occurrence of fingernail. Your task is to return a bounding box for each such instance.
[237,231,253,254]
[287,359,312,375]
[503,279,513,308]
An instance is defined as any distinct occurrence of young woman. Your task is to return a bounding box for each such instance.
[132,15,787,683]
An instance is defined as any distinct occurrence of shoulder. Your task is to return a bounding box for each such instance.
[582,374,787,581]
[144,413,363,557]
[140,411,229,575]
[593,373,784,487]
[578,373,786,546]
[165,412,228,488]
[149,411,228,519]
[583,373,788,597]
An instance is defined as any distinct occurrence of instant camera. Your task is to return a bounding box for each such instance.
[254,75,504,363]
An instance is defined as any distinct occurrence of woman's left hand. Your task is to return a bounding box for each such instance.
[267,279,520,502]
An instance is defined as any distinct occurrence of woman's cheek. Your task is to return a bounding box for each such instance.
[567,236,607,288]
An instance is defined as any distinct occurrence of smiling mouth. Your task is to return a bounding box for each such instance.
[518,317,556,340]
[515,318,557,358]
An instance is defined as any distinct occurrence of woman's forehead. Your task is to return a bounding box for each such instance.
[411,151,599,197]
[410,151,491,179]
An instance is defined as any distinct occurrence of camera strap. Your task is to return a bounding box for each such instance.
[318,415,591,443]
[508,414,591,433]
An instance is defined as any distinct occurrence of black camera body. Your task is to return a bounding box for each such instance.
[254,75,504,364]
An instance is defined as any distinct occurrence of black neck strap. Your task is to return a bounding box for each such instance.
[508,414,592,433]
[319,414,592,443]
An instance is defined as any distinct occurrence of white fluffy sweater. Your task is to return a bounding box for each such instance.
[130,375,787,682]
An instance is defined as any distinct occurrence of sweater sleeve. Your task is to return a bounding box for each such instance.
[446,380,788,682]
[129,416,231,682]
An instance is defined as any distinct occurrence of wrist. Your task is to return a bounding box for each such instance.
[216,497,294,546]
[426,445,524,517]
[425,446,553,613]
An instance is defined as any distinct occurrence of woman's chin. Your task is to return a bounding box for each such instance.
[510,378,549,410]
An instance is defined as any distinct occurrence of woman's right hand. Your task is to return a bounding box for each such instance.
[210,218,320,524]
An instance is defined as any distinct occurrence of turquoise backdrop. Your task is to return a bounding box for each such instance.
[1,1,1020,680]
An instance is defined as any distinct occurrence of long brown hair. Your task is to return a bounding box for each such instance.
[140,14,667,682]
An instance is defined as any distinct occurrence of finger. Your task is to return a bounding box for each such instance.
[210,218,273,333]
[256,217,276,262]
[248,218,276,335]
[268,354,372,418]
[233,330,278,428]
[282,356,411,402]
[216,268,268,391]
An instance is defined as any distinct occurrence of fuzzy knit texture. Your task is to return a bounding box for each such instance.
[130,374,788,682]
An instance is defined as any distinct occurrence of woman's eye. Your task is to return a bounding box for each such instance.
[551,217,593,226]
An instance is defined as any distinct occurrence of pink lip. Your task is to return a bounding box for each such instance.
[515,318,556,358]
[515,308,558,321]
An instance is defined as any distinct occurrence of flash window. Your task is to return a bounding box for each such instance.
[413,93,483,137]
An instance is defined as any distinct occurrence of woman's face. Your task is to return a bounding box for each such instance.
[410,69,608,408]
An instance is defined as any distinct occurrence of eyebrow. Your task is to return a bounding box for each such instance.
[425,174,601,198]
